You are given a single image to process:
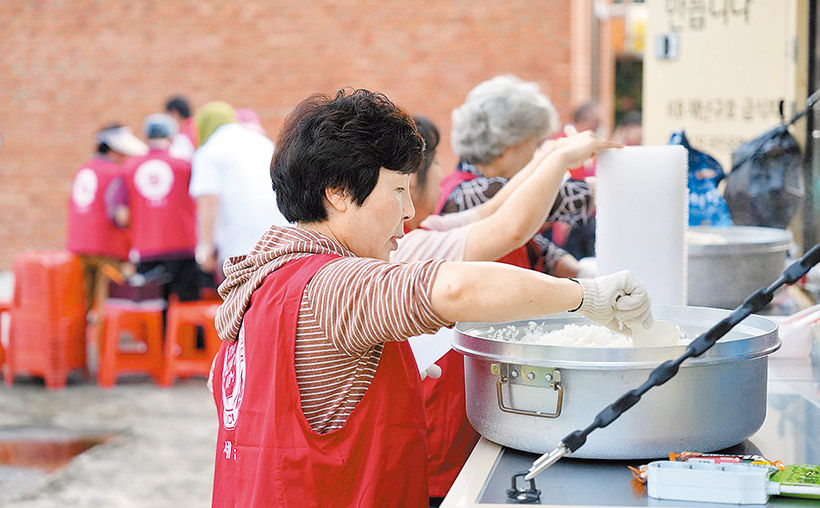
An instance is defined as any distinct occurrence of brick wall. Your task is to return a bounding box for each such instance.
[0,0,574,269]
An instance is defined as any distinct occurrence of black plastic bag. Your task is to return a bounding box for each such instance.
[723,125,804,229]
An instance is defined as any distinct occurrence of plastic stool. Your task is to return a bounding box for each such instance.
[6,251,87,389]
[98,304,164,388]
[161,300,221,386]
[0,301,9,368]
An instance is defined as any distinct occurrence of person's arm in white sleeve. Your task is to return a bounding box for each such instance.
[419,208,482,231]
[190,147,222,271]
[195,195,219,272]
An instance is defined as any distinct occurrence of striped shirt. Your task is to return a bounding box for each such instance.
[216,226,453,434]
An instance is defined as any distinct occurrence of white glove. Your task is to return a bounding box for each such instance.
[420,363,442,381]
[572,270,654,333]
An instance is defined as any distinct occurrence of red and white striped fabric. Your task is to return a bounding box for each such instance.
[216,225,453,433]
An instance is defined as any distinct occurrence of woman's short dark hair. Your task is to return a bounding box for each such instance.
[271,89,424,223]
[412,115,440,193]
[165,96,192,119]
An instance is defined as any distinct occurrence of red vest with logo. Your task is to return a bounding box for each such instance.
[123,149,196,260]
[212,254,429,508]
[66,157,130,259]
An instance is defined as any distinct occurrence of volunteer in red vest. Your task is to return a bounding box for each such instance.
[210,88,653,508]
[116,114,201,303]
[166,95,198,161]
[438,75,596,279]
[392,118,620,505]
[67,123,147,314]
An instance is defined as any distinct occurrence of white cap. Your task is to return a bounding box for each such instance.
[96,126,148,157]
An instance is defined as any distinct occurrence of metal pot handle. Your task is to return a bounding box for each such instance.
[492,363,563,418]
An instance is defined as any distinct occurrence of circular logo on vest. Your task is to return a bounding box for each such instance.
[222,326,246,430]
[134,160,174,202]
[71,168,98,208]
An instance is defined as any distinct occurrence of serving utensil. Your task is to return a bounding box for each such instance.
[629,320,680,348]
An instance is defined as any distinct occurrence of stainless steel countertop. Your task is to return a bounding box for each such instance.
[442,353,820,507]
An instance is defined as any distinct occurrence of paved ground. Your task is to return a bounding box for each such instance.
[0,270,216,508]
[0,377,216,508]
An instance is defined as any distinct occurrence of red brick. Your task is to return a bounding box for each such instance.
[0,0,574,269]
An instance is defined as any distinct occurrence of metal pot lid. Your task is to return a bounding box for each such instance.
[687,226,793,257]
[452,305,780,370]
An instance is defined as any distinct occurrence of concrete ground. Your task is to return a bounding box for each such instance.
[0,378,217,508]
[0,272,216,507]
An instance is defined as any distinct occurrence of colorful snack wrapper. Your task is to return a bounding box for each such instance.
[669,451,785,470]
[629,451,785,484]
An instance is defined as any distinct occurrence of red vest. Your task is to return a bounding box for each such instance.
[422,349,480,496]
[212,254,429,508]
[123,149,196,260]
[180,117,199,148]
[66,157,130,259]
[425,170,532,496]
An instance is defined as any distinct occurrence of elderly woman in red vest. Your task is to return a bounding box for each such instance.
[210,89,653,508]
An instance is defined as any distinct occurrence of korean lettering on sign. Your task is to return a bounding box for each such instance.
[666,0,752,32]
[666,97,781,123]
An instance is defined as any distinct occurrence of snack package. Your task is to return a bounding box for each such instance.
[631,458,820,502]
[629,451,784,485]
[670,451,785,470]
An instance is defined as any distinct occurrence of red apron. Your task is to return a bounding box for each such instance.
[212,254,429,508]
[422,348,480,496]
[425,170,532,496]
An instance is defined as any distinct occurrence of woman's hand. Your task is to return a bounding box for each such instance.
[554,131,623,169]
[572,270,654,333]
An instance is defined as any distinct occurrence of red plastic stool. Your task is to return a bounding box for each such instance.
[6,251,87,389]
[161,300,221,386]
[97,303,165,388]
[0,301,10,368]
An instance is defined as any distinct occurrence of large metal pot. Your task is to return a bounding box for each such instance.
[453,305,779,459]
[687,226,792,309]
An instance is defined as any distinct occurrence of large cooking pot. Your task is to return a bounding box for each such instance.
[687,226,792,309]
[453,305,779,459]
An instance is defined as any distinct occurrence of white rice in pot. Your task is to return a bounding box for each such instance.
[485,322,689,347]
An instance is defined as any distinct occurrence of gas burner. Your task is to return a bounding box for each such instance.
[506,471,541,504]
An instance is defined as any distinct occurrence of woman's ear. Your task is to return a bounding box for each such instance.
[324,186,349,213]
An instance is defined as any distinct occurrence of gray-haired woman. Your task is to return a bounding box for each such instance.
[438,75,594,278]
